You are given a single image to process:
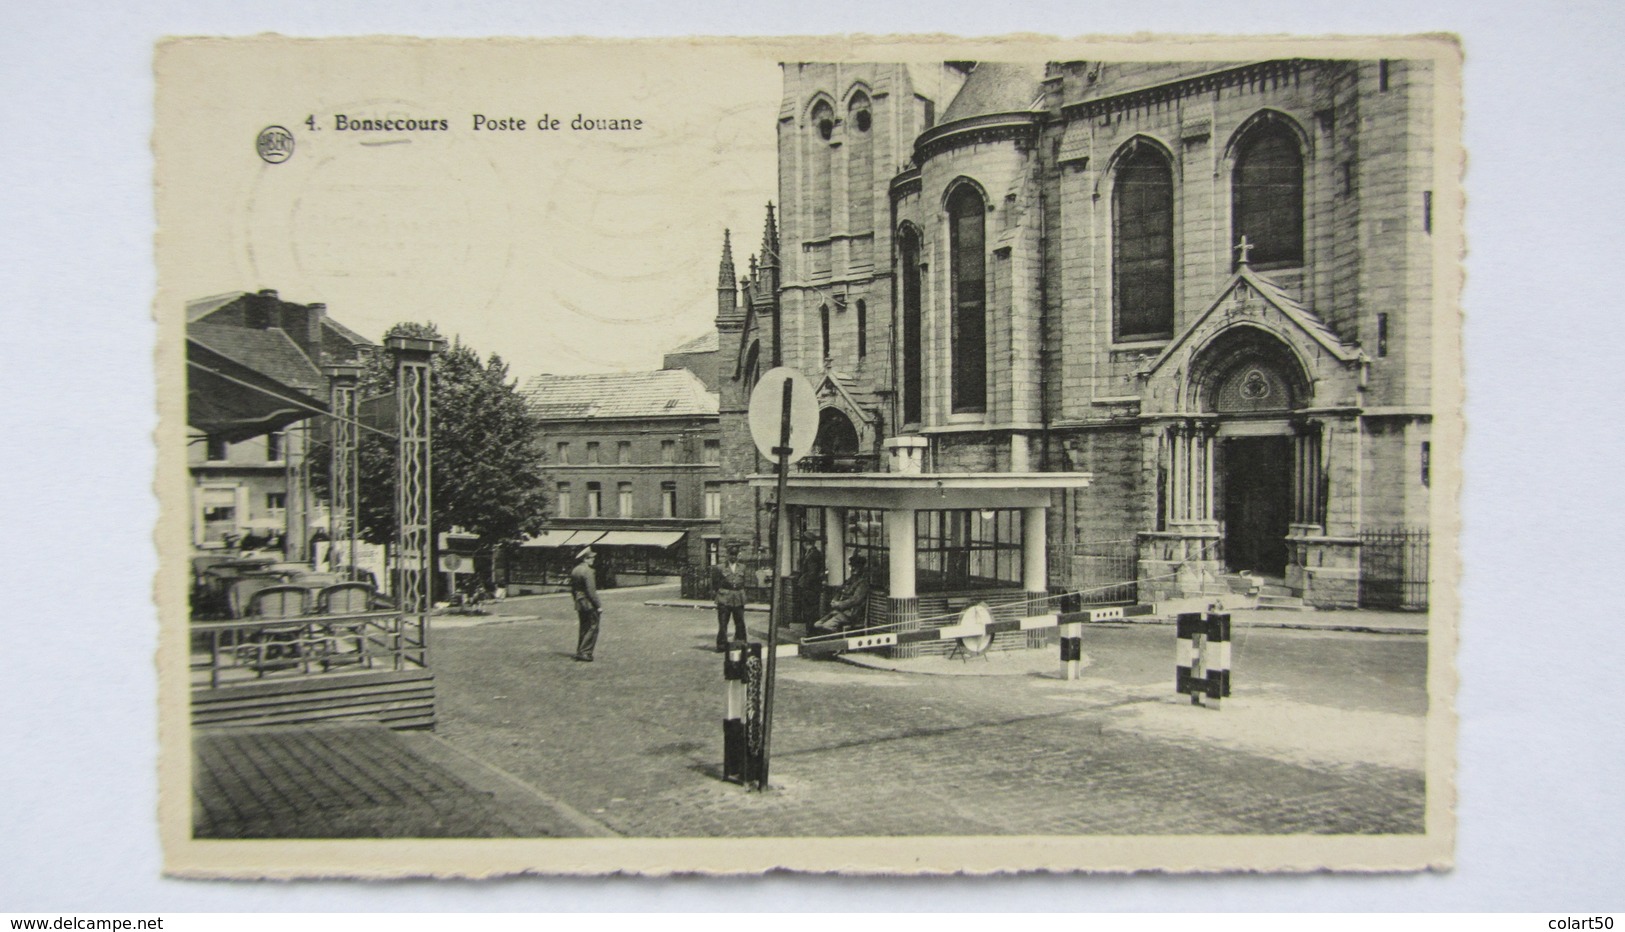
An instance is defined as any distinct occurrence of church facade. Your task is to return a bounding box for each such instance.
[716,59,1437,614]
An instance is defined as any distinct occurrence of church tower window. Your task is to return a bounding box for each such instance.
[899,226,924,424]
[1232,120,1304,268]
[809,100,835,240]
[948,185,988,414]
[847,92,874,234]
[1112,145,1175,341]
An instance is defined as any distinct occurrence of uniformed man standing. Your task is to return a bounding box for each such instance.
[570,548,602,662]
[711,542,750,651]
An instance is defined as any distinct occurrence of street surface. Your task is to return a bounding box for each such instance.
[429,585,1428,837]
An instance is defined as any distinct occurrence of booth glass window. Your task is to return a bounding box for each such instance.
[845,508,890,587]
[915,508,1024,592]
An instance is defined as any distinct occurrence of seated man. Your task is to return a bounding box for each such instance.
[810,553,870,635]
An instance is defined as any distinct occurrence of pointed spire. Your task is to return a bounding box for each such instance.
[717,229,736,289]
[760,202,779,268]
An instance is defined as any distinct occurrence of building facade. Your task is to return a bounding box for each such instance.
[187,290,373,556]
[514,367,723,590]
[718,59,1436,614]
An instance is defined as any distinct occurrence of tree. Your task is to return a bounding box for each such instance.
[324,323,550,553]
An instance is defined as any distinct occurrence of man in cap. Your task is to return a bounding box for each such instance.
[711,541,750,652]
[570,547,602,662]
[811,553,870,635]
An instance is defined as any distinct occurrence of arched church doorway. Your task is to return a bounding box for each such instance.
[812,407,861,472]
[1221,435,1291,575]
[1193,328,1311,579]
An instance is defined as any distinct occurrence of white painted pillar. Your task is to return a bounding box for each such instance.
[887,507,917,599]
[1022,506,1048,593]
[827,507,848,586]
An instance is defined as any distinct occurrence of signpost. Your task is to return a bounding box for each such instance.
[744,367,817,790]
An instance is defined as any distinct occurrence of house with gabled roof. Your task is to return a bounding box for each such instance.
[186,289,373,555]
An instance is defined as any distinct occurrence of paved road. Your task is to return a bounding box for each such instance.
[429,586,1428,837]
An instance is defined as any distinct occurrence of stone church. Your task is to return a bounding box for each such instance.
[714,59,1436,620]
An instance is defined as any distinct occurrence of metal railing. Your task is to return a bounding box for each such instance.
[795,453,882,474]
[190,611,427,689]
[1359,527,1430,611]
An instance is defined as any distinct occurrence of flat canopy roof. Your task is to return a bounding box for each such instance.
[748,472,1094,510]
[520,528,686,549]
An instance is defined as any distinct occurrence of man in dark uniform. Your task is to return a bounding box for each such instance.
[570,548,601,662]
[796,533,826,626]
[711,542,749,652]
[811,553,870,635]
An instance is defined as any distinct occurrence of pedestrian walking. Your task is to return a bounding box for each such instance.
[570,548,601,662]
[712,542,749,651]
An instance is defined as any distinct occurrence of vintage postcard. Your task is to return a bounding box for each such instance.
[156,34,1462,877]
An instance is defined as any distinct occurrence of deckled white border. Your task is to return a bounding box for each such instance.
[153,33,1459,880]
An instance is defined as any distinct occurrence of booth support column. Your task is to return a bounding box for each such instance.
[887,507,919,659]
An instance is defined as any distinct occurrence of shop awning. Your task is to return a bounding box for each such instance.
[519,529,605,549]
[592,530,685,548]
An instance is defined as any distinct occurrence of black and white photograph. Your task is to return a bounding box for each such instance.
[155,36,1460,876]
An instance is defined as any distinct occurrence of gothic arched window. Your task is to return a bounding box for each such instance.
[847,92,874,234]
[948,185,987,414]
[819,304,830,361]
[899,226,924,424]
[1113,145,1175,341]
[1232,120,1304,268]
[856,298,867,359]
[808,100,835,239]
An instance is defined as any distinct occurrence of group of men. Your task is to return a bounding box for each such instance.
[564,538,872,664]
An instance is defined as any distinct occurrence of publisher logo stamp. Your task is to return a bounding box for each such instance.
[255,125,295,164]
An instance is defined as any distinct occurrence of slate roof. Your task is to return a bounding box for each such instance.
[666,330,719,355]
[186,292,247,323]
[187,322,327,395]
[521,368,719,421]
[939,62,1046,124]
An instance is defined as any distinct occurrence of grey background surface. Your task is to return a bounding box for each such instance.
[1,0,1617,911]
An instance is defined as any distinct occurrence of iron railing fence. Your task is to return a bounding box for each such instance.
[1359,527,1430,611]
[190,610,427,689]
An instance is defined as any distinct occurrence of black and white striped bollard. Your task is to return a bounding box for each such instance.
[1175,611,1231,709]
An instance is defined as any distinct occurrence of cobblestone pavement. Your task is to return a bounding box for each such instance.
[431,585,1429,837]
[193,722,610,838]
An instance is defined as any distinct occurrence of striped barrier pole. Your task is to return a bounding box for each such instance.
[784,602,1156,661]
[1176,611,1232,709]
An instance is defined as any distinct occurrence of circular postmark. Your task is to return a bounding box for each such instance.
[255,125,295,164]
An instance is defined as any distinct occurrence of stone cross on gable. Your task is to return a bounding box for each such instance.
[1235,236,1255,266]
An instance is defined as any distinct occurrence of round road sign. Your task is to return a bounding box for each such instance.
[747,367,819,465]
